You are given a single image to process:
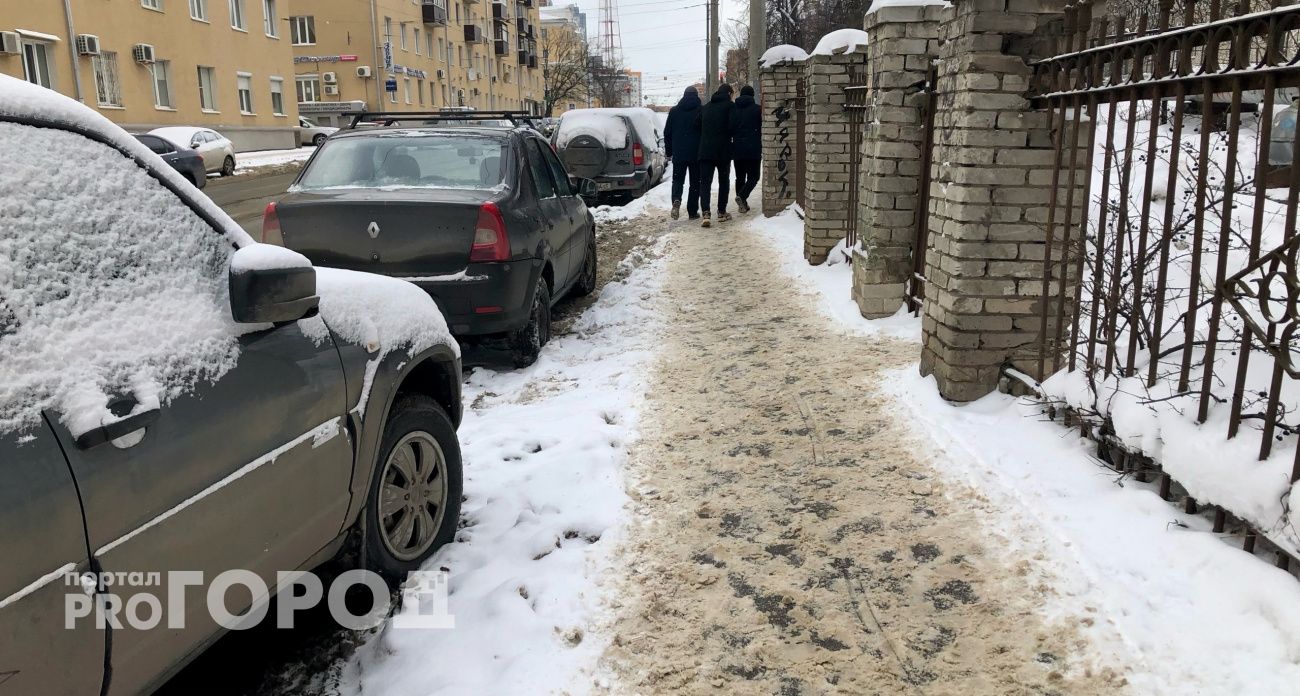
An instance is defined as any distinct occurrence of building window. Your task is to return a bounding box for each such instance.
[237,73,253,113]
[400,24,408,51]
[270,76,284,114]
[151,60,173,108]
[296,75,320,102]
[403,77,411,104]
[190,0,208,20]
[427,31,433,57]
[389,82,397,104]
[414,28,421,55]
[289,16,314,45]
[262,0,277,36]
[20,41,53,89]
[229,0,246,30]
[437,38,444,62]
[197,66,217,110]
[142,0,162,10]
[92,52,122,106]
[417,79,424,105]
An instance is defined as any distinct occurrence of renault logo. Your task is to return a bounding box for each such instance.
[367,221,381,239]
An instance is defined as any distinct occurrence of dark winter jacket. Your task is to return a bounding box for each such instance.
[729,93,762,160]
[664,88,703,164]
[696,87,735,162]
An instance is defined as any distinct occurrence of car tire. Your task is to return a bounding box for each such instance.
[509,277,551,368]
[313,134,328,147]
[220,155,235,177]
[573,234,597,298]
[361,394,462,583]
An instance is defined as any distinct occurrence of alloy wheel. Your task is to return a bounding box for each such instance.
[378,431,449,561]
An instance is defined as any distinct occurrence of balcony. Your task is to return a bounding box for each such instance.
[517,49,527,64]
[491,1,509,22]
[463,24,485,42]
[495,38,510,56]
[421,1,448,25]
[516,17,526,33]
[527,54,537,69]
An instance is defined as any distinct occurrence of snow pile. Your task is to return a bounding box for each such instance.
[0,119,240,437]
[811,28,871,56]
[555,110,631,150]
[887,369,1300,695]
[335,196,672,694]
[866,0,951,14]
[0,74,252,247]
[750,205,919,340]
[759,44,810,66]
[229,243,311,273]
[589,168,668,223]
[235,147,314,175]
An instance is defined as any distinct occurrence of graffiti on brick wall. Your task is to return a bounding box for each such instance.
[773,102,792,200]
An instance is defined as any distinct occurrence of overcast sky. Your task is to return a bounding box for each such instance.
[565,0,750,105]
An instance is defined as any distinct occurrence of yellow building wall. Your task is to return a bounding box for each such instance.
[0,0,298,150]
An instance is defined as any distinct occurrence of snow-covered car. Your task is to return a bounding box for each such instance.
[0,74,464,695]
[552,107,667,202]
[134,133,208,189]
[149,125,237,176]
[300,116,339,146]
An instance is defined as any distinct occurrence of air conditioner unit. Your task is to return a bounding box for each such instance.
[75,34,101,56]
[132,43,156,63]
[324,84,339,95]
[0,32,18,55]
[356,65,372,78]
[322,71,338,84]
[491,75,498,83]
[467,69,478,81]
[436,68,445,79]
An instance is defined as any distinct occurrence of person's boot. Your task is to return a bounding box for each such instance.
[671,200,681,220]
[717,212,733,223]
[701,212,712,228]
[736,196,750,214]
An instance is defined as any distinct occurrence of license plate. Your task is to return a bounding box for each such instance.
[597,182,613,191]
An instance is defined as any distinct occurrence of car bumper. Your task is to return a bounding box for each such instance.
[402,259,542,336]
[592,170,649,193]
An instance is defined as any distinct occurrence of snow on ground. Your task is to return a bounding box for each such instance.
[885,371,1300,695]
[231,147,315,175]
[749,205,920,340]
[589,165,674,224]
[335,189,672,695]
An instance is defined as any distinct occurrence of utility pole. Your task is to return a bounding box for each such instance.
[748,0,764,94]
[712,0,722,94]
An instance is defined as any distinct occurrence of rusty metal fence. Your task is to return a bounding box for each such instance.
[907,64,939,315]
[1029,0,1300,565]
[795,77,808,210]
[844,63,871,249]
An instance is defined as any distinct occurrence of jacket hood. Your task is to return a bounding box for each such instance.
[676,91,702,110]
[735,94,755,108]
[709,91,732,104]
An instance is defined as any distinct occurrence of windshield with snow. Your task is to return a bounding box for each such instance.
[295,134,506,191]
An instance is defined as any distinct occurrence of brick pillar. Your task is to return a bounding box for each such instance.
[802,44,868,265]
[919,0,1071,401]
[760,55,807,217]
[851,4,943,318]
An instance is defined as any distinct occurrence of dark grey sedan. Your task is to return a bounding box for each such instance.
[1,77,463,695]
[134,133,208,189]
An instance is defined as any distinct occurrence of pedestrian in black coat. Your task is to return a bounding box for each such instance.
[696,83,735,226]
[664,86,703,220]
[729,85,762,213]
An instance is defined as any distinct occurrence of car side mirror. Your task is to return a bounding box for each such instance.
[228,245,320,324]
[575,178,598,197]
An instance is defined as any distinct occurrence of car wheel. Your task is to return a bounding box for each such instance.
[509,277,551,368]
[573,235,597,298]
[362,394,462,582]
[313,134,327,147]
[220,155,235,177]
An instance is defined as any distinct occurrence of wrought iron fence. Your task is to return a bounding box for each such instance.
[795,77,808,210]
[908,64,939,315]
[1028,0,1300,565]
[844,62,870,249]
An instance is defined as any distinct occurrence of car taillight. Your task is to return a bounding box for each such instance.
[632,143,645,166]
[469,202,510,262]
[261,201,283,246]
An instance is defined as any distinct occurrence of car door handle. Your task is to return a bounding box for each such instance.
[75,407,161,450]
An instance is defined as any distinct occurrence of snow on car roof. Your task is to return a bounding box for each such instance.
[149,126,220,143]
[0,74,253,248]
[556,107,661,152]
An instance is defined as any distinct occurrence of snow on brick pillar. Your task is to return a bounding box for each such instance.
[802,39,868,265]
[760,49,808,217]
[919,0,1072,402]
[851,4,942,319]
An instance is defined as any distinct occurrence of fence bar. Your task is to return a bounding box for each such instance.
[1039,98,1070,379]
[1147,82,1187,387]
[1177,79,1216,393]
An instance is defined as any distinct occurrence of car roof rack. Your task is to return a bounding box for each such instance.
[342,110,541,131]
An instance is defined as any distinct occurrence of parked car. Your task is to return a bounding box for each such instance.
[0,74,463,695]
[134,133,207,189]
[149,126,237,176]
[300,116,339,146]
[265,124,599,366]
[552,107,666,203]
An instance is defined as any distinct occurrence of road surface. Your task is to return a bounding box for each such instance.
[203,165,302,237]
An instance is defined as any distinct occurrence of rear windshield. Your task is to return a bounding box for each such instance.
[295,134,506,191]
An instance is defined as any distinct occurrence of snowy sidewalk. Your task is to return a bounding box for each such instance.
[595,213,1118,693]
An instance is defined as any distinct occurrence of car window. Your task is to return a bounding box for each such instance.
[0,121,238,437]
[539,142,573,196]
[295,134,506,190]
[137,135,173,155]
[190,133,205,147]
[525,139,555,199]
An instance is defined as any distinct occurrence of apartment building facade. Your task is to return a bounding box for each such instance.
[291,0,543,128]
[0,0,298,150]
